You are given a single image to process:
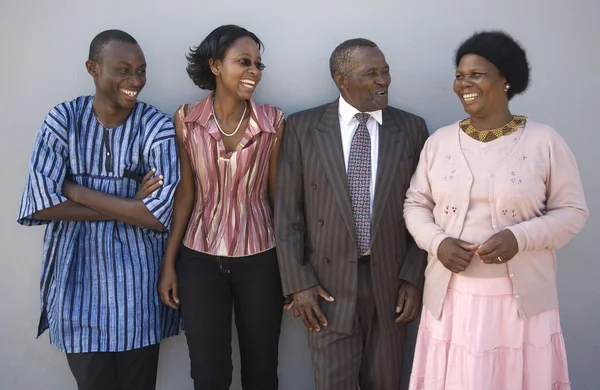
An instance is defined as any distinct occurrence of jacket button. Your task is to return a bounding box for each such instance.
[318,219,324,226]
[311,182,317,189]
[322,257,330,264]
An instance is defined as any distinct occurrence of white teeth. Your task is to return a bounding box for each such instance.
[240,79,256,86]
[462,93,479,101]
[120,89,138,97]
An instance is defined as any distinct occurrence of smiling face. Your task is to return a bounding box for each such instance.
[454,54,508,118]
[210,36,263,100]
[336,46,391,112]
[87,40,146,111]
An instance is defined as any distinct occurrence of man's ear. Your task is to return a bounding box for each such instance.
[334,72,347,92]
[86,60,98,77]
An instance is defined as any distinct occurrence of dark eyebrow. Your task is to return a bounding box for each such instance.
[363,65,388,72]
[115,61,146,67]
[457,67,486,73]
[236,53,261,60]
[115,61,147,71]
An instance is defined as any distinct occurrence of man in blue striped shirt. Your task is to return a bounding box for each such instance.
[17,30,181,390]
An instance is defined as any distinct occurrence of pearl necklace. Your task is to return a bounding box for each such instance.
[212,99,247,137]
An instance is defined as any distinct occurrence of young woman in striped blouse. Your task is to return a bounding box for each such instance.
[158,25,285,390]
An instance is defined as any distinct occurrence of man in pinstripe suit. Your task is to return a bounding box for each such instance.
[275,39,428,389]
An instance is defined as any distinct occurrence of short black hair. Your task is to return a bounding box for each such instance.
[455,31,530,100]
[186,25,263,91]
[88,29,138,62]
[329,38,378,79]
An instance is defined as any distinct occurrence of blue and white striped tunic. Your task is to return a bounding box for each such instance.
[17,96,182,353]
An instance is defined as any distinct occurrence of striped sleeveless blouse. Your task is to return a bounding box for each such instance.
[180,96,284,257]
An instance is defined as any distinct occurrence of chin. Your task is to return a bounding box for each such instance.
[119,102,136,110]
[373,97,388,110]
[119,97,137,109]
[463,106,481,116]
[238,89,255,100]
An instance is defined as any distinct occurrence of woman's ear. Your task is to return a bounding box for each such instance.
[209,58,220,76]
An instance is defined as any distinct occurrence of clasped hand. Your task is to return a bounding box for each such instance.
[437,229,519,273]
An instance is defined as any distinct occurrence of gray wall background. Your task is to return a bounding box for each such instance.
[1,0,598,389]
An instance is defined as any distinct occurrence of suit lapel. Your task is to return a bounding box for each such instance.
[313,100,357,243]
[371,108,405,242]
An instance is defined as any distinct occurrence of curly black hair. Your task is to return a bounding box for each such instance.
[186,25,263,91]
[455,31,530,100]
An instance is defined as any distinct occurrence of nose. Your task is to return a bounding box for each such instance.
[130,74,144,87]
[247,65,260,76]
[376,73,391,86]
[458,76,473,87]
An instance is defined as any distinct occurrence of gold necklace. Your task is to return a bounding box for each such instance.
[460,115,527,142]
[96,116,109,128]
[92,99,111,128]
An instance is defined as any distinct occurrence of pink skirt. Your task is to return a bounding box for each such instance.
[409,274,570,390]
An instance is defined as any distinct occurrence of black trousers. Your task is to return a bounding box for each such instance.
[66,344,160,390]
[177,245,284,390]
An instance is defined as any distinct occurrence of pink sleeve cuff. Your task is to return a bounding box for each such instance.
[506,225,526,252]
[430,233,451,258]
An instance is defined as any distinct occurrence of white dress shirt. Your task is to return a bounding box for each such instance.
[338,95,381,214]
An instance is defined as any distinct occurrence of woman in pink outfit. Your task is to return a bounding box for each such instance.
[405,31,589,390]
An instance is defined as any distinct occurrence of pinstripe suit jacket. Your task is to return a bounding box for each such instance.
[275,99,429,335]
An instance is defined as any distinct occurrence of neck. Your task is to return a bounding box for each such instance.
[341,93,364,113]
[92,95,132,128]
[470,107,513,130]
[212,90,246,122]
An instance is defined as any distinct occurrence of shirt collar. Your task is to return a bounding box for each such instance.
[338,95,383,126]
[183,94,276,139]
[184,94,274,133]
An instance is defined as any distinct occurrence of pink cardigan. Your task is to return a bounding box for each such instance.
[404,120,589,320]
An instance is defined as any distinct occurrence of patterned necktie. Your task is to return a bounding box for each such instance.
[347,113,372,256]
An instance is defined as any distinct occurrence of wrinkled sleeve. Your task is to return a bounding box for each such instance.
[142,120,180,232]
[272,106,284,130]
[17,112,69,226]
[275,115,319,295]
[403,138,450,257]
[398,119,430,290]
[507,133,589,251]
